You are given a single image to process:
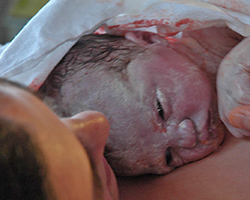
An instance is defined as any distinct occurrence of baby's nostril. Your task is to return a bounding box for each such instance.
[166,147,173,166]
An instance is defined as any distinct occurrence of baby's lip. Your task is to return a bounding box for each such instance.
[168,117,225,167]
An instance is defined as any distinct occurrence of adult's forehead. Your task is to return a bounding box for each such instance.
[0,79,41,117]
[0,78,40,100]
[0,78,22,88]
[0,79,24,102]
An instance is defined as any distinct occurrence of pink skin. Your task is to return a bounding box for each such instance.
[229,105,250,131]
[116,34,225,172]
[62,112,119,199]
[54,30,227,175]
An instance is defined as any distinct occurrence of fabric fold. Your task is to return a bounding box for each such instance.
[0,0,249,90]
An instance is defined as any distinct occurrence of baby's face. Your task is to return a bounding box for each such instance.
[45,32,227,175]
[102,43,225,175]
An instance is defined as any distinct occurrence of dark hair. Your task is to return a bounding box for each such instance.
[39,34,145,97]
[39,34,146,116]
[0,116,55,200]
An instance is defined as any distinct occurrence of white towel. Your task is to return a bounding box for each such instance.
[0,0,249,90]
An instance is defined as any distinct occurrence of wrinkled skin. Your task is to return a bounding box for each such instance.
[217,36,250,138]
[39,27,242,175]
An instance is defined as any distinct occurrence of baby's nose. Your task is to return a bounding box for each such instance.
[167,119,197,149]
[176,119,197,148]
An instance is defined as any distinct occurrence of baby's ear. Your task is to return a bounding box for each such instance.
[125,31,168,47]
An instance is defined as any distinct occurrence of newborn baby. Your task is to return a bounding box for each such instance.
[39,27,243,176]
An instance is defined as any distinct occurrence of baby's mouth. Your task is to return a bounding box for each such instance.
[167,119,226,168]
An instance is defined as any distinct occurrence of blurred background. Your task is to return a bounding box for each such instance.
[0,0,48,44]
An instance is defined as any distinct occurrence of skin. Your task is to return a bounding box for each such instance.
[1,28,250,199]
[40,27,241,176]
[0,83,119,200]
[217,36,250,138]
[1,84,250,200]
[2,0,250,198]
[117,45,250,198]
[1,80,249,200]
[229,105,250,130]
[117,132,250,200]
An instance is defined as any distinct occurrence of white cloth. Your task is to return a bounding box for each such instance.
[106,0,250,37]
[0,0,124,90]
[0,0,250,90]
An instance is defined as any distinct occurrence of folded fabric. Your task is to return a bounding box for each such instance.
[0,0,249,90]
[0,0,124,90]
[106,0,250,37]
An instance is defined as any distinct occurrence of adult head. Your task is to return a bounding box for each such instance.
[0,78,118,200]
